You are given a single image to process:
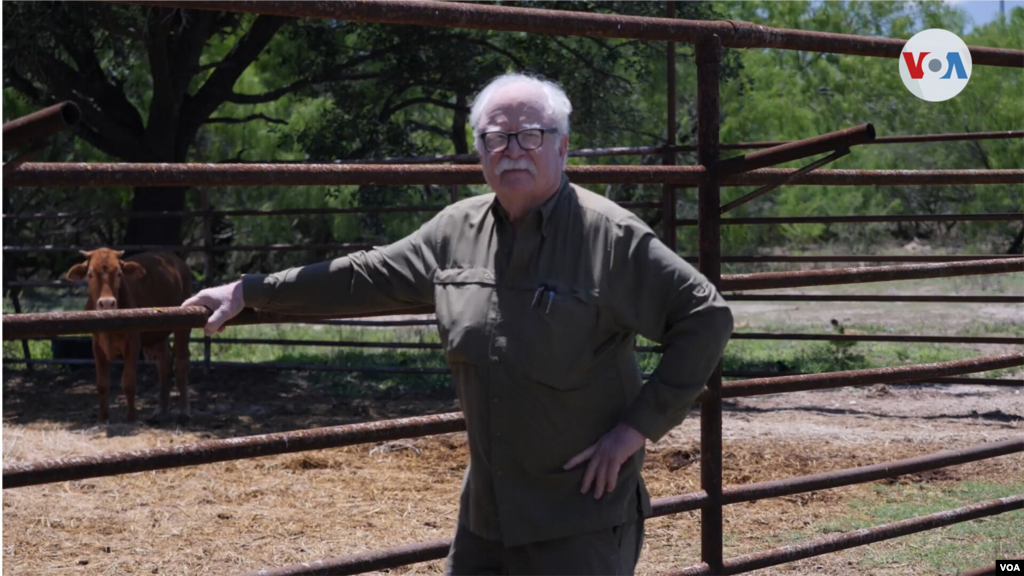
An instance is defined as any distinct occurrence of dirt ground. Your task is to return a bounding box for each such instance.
[2,359,1021,576]
[3,285,1023,576]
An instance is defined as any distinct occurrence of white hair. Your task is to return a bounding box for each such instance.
[469,73,572,143]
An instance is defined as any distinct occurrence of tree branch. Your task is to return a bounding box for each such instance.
[226,71,384,104]
[384,96,464,119]
[550,37,633,89]
[224,43,408,105]
[47,26,146,141]
[458,37,528,70]
[183,14,288,133]
[406,121,450,139]
[5,70,41,102]
[34,54,144,156]
[204,113,287,125]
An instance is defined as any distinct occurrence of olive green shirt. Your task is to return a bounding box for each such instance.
[242,175,733,547]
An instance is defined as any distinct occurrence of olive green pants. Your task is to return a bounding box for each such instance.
[444,519,644,576]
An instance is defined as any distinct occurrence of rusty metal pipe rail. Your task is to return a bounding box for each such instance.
[6,163,1023,187]
[6,259,1021,339]
[233,438,1022,576]
[717,124,875,177]
[679,212,1024,226]
[2,243,373,254]
[1,305,433,340]
[235,539,453,576]
[721,257,1024,291]
[724,294,1023,304]
[3,247,1014,264]
[731,333,1022,345]
[2,200,660,222]
[2,102,81,152]
[5,358,1018,387]
[219,130,1024,168]
[8,210,1019,224]
[10,281,1019,305]
[2,412,467,489]
[670,495,1022,575]
[11,248,1016,265]
[718,353,1023,398]
[238,498,1024,576]
[13,127,998,175]
[641,438,1024,516]
[2,206,448,220]
[121,1,1024,67]
[4,355,1015,488]
[35,333,1022,348]
[1,358,454,376]
[720,255,1015,263]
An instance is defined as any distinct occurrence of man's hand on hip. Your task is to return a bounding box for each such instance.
[181,280,245,337]
[563,423,646,500]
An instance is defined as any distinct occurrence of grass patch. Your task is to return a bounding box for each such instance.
[795,481,1024,574]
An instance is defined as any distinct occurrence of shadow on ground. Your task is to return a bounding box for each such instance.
[2,362,458,440]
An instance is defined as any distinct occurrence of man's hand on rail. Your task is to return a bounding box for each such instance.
[181,280,245,337]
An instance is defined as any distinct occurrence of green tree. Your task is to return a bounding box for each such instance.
[3,1,727,258]
[706,1,1023,256]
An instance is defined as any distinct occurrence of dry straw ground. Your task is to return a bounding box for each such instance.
[3,362,1021,576]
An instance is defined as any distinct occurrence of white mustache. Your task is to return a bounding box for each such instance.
[495,158,537,176]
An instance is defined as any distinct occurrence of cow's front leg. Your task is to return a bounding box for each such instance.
[122,335,141,423]
[92,337,111,424]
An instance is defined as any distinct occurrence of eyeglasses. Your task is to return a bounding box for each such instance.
[480,128,559,153]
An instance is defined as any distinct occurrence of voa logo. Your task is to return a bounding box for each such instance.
[899,28,973,102]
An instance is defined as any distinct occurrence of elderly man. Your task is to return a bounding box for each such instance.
[184,73,732,575]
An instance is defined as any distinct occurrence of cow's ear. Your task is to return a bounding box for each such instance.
[65,263,89,282]
[121,261,146,280]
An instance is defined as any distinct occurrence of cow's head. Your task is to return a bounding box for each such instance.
[65,248,146,310]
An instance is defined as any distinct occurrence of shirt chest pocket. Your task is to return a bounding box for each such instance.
[433,268,497,365]
[505,284,601,390]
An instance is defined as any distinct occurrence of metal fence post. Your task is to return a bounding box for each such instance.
[697,34,724,575]
[662,1,678,251]
[200,188,213,380]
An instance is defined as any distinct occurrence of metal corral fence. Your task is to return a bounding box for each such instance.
[3,2,1023,575]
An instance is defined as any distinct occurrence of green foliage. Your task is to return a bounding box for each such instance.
[3,1,1022,286]
[700,1,1024,256]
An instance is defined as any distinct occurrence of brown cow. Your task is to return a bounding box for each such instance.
[64,249,193,423]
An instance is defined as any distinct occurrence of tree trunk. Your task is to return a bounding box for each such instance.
[122,139,188,254]
[123,186,189,253]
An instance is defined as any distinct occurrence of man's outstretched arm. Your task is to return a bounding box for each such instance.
[183,220,439,336]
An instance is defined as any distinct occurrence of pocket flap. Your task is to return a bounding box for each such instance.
[433,267,496,285]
